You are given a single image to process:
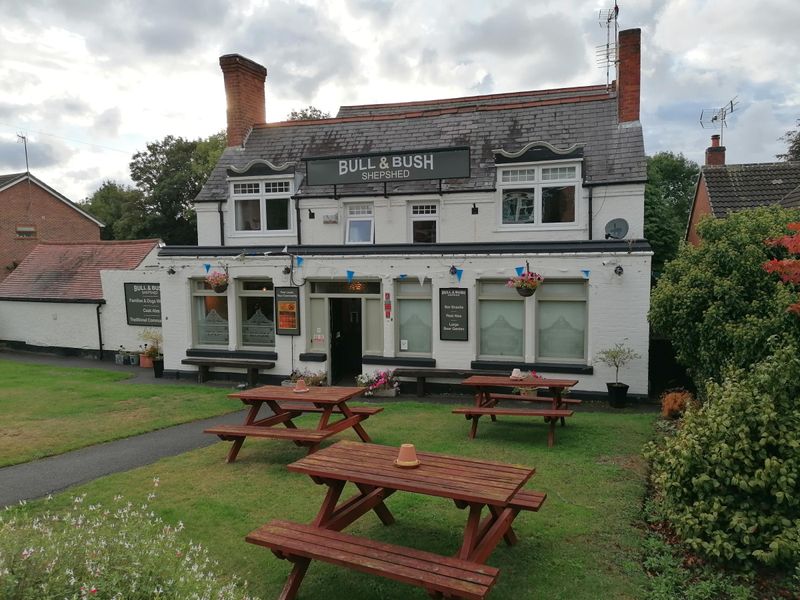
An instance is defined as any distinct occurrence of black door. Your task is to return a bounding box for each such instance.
[329,298,362,384]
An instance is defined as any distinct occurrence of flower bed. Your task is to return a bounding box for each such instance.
[356,370,399,396]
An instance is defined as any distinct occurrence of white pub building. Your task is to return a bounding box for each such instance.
[158,29,651,398]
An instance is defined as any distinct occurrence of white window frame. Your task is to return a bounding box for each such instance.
[496,159,582,231]
[395,279,433,356]
[191,279,230,348]
[229,176,294,237]
[237,279,276,350]
[535,280,588,364]
[408,202,439,244]
[345,203,375,244]
[477,280,526,360]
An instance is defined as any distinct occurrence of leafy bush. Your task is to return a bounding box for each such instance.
[0,493,258,599]
[647,344,800,568]
[650,207,800,385]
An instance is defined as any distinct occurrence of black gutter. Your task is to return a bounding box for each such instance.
[217,201,225,247]
[159,239,651,258]
[95,303,104,360]
[294,197,302,245]
[588,186,593,240]
[0,297,108,304]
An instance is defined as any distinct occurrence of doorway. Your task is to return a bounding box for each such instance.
[329,297,362,384]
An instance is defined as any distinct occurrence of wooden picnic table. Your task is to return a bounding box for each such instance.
[204,385,381,462]
[455,375,580,447]
[246,440,545,599]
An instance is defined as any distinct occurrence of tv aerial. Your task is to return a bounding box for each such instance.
[596,1,619,88]
[700,96,739,144]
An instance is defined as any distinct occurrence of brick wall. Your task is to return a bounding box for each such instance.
[617,28,641,123]
[686,174,712,245]
[220,54,267,147]
[0,179,101,281]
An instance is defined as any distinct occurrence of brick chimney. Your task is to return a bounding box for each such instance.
[705,134,726,166]
[219,54,267,148]
[617,28,641,123]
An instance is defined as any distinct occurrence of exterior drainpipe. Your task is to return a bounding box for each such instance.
[217,201,225,246]
[588,187,593,240]
[95,302,105,360]
[294,197,302,246]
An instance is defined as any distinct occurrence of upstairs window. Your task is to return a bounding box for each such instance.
[499,163,580,226]
[231,179,292,234]
[345,203,374,244]
[15,225,37,239]
[410,204,438,243]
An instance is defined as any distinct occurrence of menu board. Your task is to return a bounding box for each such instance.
[275,287,301,336]
[124,283,162,326]
[439,288,468,341]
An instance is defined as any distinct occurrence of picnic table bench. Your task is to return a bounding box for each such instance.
[204,385,379,462]
[456,375,579,448]
[247,440,546,599]
[392,368,509,397]
[181,356,275,387]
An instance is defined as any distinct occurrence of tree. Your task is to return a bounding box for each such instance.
[777,119,800,161]
[650,206,800,385]
[126,131,226,244]
[644,152,700,275]
[287,106,330,120]
[82,181,144,240]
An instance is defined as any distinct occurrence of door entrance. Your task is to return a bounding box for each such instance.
[329,297,362,384]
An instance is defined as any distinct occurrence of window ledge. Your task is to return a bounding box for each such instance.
[362,355,436,367]
[470,360,593,375]
[299,352,327,362]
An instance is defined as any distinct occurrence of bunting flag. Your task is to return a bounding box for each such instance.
[581,269,591,279]
[417,274,426,287]
[398,274,407,279]
[346,270,355,283]
[455,268,464,282]
[296,256,304,267]
[515,266,525,276]
[203,263,211,273]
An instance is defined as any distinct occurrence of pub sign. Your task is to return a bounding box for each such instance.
[439,288,468,341]
[275,287,301,336]
[124,283,162,326]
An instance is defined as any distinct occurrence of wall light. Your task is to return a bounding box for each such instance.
[614,265,624,276]
[471,203,479,215]
[308,209,315,219]
[166,267,176,275]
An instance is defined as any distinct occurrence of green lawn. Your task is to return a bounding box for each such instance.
[18,402,657,599]
[0,360,238,466]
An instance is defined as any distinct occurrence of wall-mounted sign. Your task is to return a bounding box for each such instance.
[124,283,162,326]
[439,288,468,341]
[304,147,470,186]
[275,287,301,336]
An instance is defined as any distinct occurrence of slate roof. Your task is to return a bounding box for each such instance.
[0,172,26,188]
[0,240,159,302]
[0,171,104,227]
[196,87,645,203]
[702,162,800,217]
[782,184,800,209]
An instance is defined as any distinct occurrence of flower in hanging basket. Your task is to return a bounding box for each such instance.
[506,271,544,295]
[205,270,229,292]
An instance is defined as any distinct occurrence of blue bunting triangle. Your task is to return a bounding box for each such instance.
[346,270,355,283]
[515,266,525,276]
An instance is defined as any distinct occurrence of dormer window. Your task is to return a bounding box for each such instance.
[498,163,580,227]
[231,179,293,234]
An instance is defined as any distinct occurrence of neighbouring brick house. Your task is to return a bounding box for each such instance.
[0,172,104,282]
[686,136,800,244]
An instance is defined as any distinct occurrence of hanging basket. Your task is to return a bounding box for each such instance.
[212,283,228,293]
[515,287,537,297]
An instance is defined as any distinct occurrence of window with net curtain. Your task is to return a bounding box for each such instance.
[192,280,229,345]
[239,280,275,347]
[478,281,524,358]
[396,280,432,354]
[536,281,587,361]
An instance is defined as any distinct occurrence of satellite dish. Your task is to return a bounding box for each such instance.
[605,218,629,239]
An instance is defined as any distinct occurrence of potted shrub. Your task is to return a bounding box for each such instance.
[138,329,164,377]
[596,342,641,408]
[283,369,327,387]
[506,271,544,297]
[205,270,229,293]
[356,370,399,397]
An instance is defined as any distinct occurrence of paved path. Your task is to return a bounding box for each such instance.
[0,410,246,508]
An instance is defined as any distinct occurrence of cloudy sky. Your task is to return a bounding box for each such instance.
[1,0,798,202]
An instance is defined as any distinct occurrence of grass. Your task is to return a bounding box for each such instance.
[0,359,239,466]
[15,402,657,599]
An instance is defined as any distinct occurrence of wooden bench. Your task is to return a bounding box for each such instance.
[488,392,582,406]
[393,368,507,397]
[452,407,574,448]
[247,519,500,600]
[508,489,547,512]
[181,357,275,387]
[204,424,332,444]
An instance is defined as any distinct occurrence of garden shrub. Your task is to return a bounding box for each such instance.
[647,344,800,568]
[0,494,258,600]
[650,207,800,385]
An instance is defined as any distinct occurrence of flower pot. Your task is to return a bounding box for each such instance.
[153,358,164,378]
[515,287,536,297]
[372,388,399,398]
[114,353,125,365]
[212,283,228,293]
[139,354,154,369]
[128,354,139,366]
[607,382,629,408]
